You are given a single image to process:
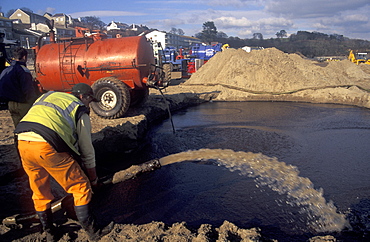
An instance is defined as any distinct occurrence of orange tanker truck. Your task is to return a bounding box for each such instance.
[34,22,168,119]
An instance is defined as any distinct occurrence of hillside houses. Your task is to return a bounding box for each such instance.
[2,9,77,48]
[0,8,201,55]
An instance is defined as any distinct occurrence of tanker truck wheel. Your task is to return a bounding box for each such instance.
[163,63,172,83]
[91,77,130,119]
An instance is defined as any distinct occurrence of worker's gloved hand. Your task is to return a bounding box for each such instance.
[90,177,103,194]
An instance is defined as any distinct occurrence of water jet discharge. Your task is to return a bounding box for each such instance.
[102,148,350,235]
[157,149,349,233]
[80,148,349,236]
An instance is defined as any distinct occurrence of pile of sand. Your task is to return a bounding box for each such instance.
[186,48,370,92]
[183,47,370,108]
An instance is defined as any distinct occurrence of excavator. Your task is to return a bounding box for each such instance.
[348,50,370,65]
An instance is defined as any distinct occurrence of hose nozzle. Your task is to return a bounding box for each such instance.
[112,159,161,184]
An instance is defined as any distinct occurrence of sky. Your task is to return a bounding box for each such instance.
[1,0,370,41]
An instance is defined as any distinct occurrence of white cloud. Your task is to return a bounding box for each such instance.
[312,22,330,30]
[214,17,253,28]
[138,1,190,3]
[36,7,55,15]
[140,0,260,7]
[265,0,370,18]
[147,18,186,29]
[201,0,261,7]
[237,29,253,36]
[196,14,293,38]
[69,10,146,18]
[45,7,56,14]
[214,16,293,28]
[183,0,370,39]
[342,14,368,23]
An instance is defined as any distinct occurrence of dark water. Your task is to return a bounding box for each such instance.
[96,101,370,241]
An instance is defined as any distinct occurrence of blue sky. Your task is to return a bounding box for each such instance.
[1,0,370,40]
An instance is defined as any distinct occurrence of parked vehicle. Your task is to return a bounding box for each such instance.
[348,50,370,65]
[34,21,168,119]
[161,46,189,80]
[149,42,227,80]
[187,43,224,73]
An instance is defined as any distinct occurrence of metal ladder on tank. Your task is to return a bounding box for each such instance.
[59,41,79,89]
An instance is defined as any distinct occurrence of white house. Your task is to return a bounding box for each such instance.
[52,13,73,28]
[146,30,201,50]
[106,21,129,31]
[9,9,48,25]
[30,22,75,39]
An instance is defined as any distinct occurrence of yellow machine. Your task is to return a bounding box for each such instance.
[222,44,230,51]
[348,50,370,65]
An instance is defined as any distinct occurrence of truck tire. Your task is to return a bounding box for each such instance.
[91,77,130,119]
[163,63,172,83]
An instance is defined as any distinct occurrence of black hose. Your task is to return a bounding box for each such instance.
[156,87,176,134]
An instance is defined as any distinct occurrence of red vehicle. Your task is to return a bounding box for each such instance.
[34,22,167,119]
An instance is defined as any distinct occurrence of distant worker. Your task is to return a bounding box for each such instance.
[14,83,113,241]
[0,32,10,74]
[222,44,230,51]
[0,47,39,127]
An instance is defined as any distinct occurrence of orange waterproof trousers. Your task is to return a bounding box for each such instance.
[17,140,92,211]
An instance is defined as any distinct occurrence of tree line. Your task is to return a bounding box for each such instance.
[195,21,370,58]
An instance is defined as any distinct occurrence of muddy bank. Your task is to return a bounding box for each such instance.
[3,218,336,242]
[90,87,218,156]
[1,47,370,241]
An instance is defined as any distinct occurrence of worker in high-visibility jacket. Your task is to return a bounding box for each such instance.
[15,83,113,241]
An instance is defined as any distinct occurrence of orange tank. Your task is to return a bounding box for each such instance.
[36,35,154,91]
[35,35,165,119]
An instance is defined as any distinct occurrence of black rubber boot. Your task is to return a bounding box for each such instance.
[74,204,114,241]
[36,208,56,242]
